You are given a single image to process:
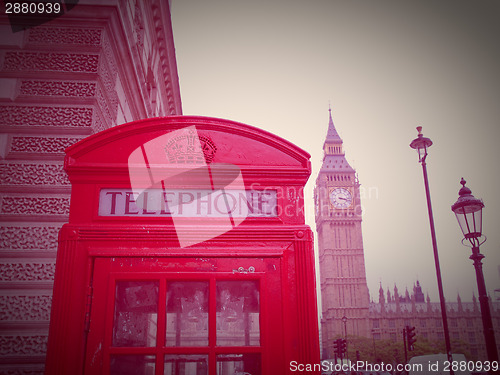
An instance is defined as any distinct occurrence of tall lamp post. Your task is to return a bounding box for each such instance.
[342,316,348,359]
[409,127,454,372]
[342,316,348,338]
[451,178,499,362]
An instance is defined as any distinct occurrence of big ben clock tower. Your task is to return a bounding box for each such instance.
[315,109,370,357]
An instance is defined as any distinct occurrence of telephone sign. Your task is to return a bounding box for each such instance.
[98,188,278,217]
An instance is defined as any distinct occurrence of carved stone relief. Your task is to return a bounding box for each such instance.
[0,263,55,282]
[98,33,119,119]
[0,369,44,375]
[0,226,59,250]
[0,295,52,321]
[0,335,48,356]
[0,197,69,216]
[9,137,81,154]
[20,81,97,98]
[0,164,69,186]
[0,106,93,127]
[2,52,99,73]
[27,27,103,46]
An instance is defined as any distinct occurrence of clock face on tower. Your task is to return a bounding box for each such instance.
[329,187,353,209]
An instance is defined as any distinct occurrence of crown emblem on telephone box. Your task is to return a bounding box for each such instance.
[164,128,217,164]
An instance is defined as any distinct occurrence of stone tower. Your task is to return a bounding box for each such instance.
[314,109,370,358]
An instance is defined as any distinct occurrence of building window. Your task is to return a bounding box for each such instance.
[467,319,473,328]
[373,333,381,340]
[420,320,426,328]
[468,332,476,343]
[450,319,458,327]
[372,320,380,329]
[435,319,442,328]
[452,332,459,340]
[437,332,444,340]
[389,320,395,328]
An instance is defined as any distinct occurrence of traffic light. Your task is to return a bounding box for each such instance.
[340,339,347,355]
[406,325,416,351]
[333,338,346,357]
[333,339,340,356]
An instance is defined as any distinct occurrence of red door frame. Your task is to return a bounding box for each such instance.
[84,257,283,375]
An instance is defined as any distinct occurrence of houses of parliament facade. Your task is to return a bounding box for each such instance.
[315,111,500,362]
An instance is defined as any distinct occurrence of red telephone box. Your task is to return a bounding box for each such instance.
[45,116,320,375]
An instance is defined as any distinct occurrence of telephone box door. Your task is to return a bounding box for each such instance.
[84,257,283,375]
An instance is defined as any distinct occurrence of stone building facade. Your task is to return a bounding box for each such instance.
[0,1,182,372]
[370,281,500,361]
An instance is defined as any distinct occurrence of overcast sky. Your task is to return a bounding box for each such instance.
[171,0,500,303]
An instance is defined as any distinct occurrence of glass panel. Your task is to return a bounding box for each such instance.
[216,353,261,375]
[216,281,259,346]
[113,281,159,347]
[164,354,208,375]
[110,354,155,375]
[166,281,209,346]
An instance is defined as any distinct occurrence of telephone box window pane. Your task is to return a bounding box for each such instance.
[166,281,209,347]
[110,354,155,375]
[113,281,159,347]
[164,354,208,375]
[216,353,261,375]
[216,281,260,346]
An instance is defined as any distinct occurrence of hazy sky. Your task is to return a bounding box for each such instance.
[171,0,500,303]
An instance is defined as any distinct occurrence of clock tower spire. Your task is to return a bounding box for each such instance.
[315,109,370,358]
[325,106,342,144]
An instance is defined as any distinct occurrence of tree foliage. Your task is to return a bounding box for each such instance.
[326,335,472,365]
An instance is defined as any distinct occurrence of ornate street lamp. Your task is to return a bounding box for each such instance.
[341,316,348,338]
[451,178,499,362]
[410,127,454,372]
